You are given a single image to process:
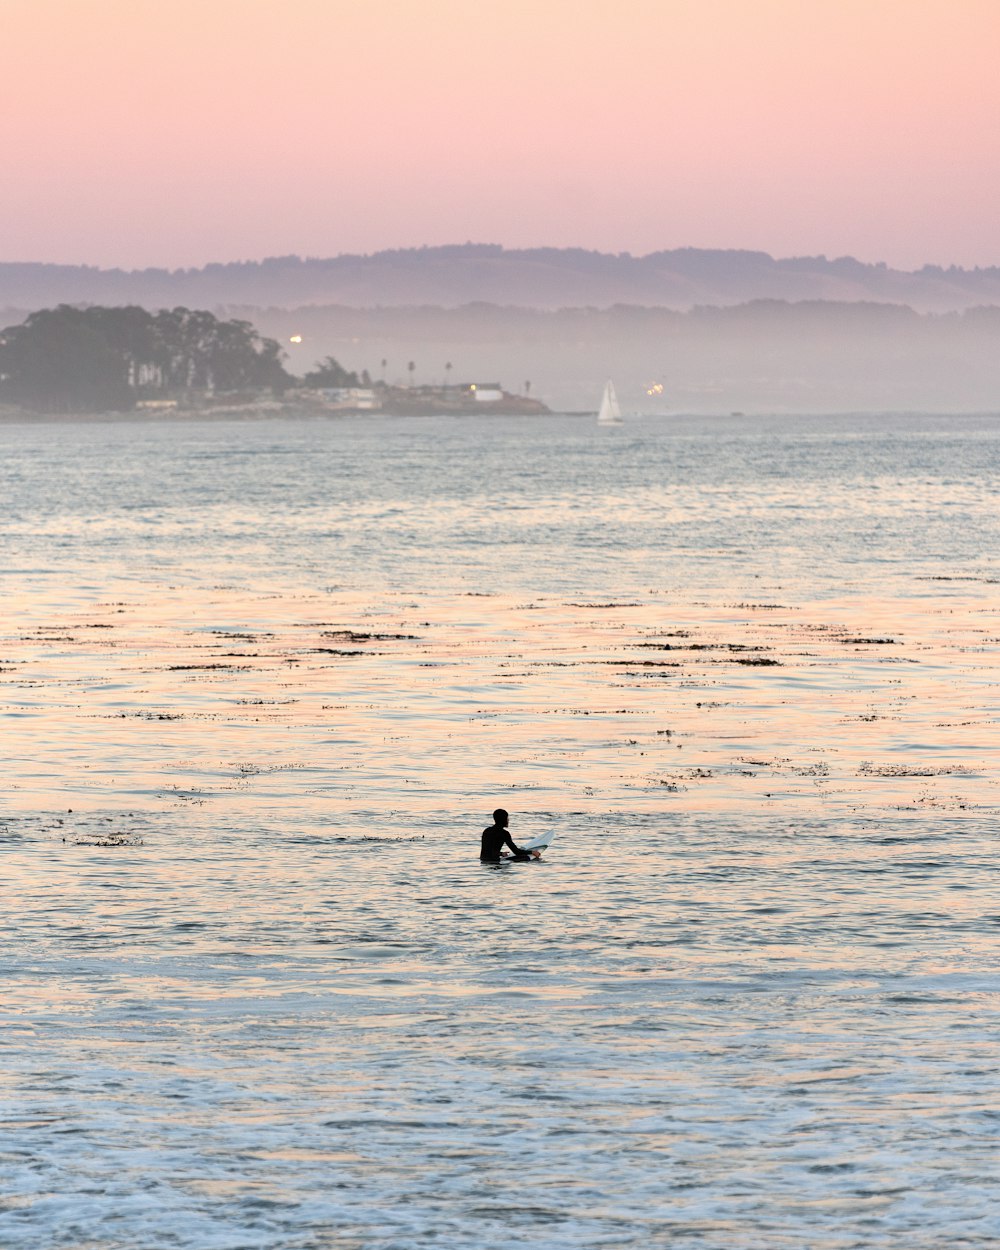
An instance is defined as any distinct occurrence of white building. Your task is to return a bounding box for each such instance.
[321,387,381,410]
[470,383,504,402]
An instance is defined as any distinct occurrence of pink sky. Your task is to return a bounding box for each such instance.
[3,0,999,269]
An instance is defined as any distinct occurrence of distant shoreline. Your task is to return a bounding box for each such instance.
[3,405,1000,425]
[0,403,569,424]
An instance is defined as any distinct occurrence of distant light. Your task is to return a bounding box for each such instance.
[646,382,664,396]
[289,335,303,344]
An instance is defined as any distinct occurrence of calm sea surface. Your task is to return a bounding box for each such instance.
[2,412,998,1248]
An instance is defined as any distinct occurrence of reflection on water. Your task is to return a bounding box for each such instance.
[1,413,999,1248]
[2,583,998,822]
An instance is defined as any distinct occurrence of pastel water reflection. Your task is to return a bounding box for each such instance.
[1,413,998,1248]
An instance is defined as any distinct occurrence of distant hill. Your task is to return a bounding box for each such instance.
[3,245,1000,313]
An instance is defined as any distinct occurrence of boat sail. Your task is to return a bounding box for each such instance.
[597,379,623,425]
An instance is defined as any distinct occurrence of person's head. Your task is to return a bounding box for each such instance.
[493,808,509,827]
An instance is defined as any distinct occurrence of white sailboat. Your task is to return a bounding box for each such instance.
[597,379,623,425]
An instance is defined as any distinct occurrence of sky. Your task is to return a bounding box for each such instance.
[3,0,999,270]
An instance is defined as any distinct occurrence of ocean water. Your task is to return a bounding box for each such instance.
[1,412,998,1248]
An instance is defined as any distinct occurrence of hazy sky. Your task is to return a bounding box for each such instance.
[4,0,998,269]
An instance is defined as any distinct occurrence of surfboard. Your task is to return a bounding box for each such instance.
[519,830,554,852]
[498,831,555,859]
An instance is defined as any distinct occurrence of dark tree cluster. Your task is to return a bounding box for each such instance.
[0,305,292,413]
[300,355,364,388]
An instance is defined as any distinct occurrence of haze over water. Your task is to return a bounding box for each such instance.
[2,411,998,1248]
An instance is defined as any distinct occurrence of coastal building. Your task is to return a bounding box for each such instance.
[299,380,549,416]
[320,387,381,410]
[379,381,548,415]
[467,383,504,402]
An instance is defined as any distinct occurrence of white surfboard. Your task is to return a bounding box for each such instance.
[507,830,555,855]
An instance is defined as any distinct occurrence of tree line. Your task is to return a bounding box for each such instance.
[0,305,305,413]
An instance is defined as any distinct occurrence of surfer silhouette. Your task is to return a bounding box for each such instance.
[480,808,539,862]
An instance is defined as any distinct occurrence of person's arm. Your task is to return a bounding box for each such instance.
[503,832,530,858]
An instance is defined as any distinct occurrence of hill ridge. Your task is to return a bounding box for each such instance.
[3,245,1000,313]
